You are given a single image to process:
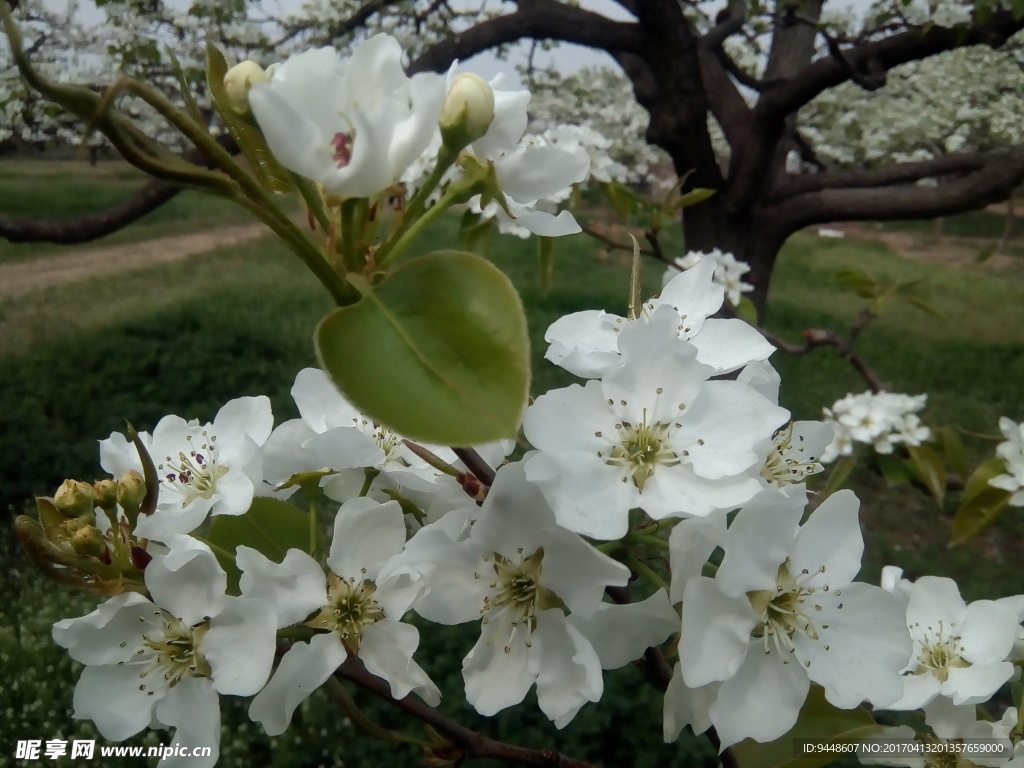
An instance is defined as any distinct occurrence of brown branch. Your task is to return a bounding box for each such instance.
[408,0,645,74]
[773,150,992,199]
[757,309,887,393]
[0,134,238,245]
[334,658,603,768]
[773,145,1024,230]
[758,13,1024,119]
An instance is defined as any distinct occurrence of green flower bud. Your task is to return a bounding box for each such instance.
[223,60,269,114]
[70,525,106,558]
[440,73,495,151]
[53,480,97,517]
[117,470,147,515]
[93,478,118,511]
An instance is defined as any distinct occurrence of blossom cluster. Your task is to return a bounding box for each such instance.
[820,391,932,462]
[17,32,1024,768]
[662,248,756,306]
[990,417,1024,507]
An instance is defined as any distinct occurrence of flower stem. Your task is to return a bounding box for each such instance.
[324,678,430,748]
[626,555,669,592]
[359,468,380,497]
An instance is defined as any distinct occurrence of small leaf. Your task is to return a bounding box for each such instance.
[735,295,760,325]
[537,236,556,294]
[206,42,292,194]
[207,497,318,594]
[951,486,1012,546]
[675,187,716,207]
[903,295,945,320]
[976,246,995,263]
[963,457,1011,502]
[732,685,882,768]
[834,269,879,299]
[316,251,530,445]
[875,452,915,486]
[819,455,856,500]
[935,426,969,480]
[906,444,946,504]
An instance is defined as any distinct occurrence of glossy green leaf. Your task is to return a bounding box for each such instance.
[316,250,530,445]
[206,497,318,594]
[906,444,946,504]
[733,686,882,768]
[206,43,292,194]
[951,486,1012,546]
[963,457,1011,501]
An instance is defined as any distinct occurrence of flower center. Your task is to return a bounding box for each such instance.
[158,431,228,506]
[129,615,211,695]
[597,405,682,491]
[761,423,821,487]
[748,560,833,664]
[332,132,354,168]
[480,547,563,652]
[350,417,410,468]
[911,620,971,682]
[306,572,385,654]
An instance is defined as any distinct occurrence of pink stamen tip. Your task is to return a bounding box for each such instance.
[332,133,352,168]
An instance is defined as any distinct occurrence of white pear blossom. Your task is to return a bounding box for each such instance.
[990,417,1024,506]
[820,391,931,462]
[99,396,273,541]
[544,256,774,379]
[757,421,833,490]
[239,497,439,735]
[262,368,511,511]
[526,306,789,539]
[675,488,912,747]
[663,248,755,307]
[249,36,447,199]
[51,536,276,768]
[884,575,1020,711]
[391,462,630,726]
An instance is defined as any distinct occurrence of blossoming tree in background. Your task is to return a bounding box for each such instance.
[4,1,1024,767]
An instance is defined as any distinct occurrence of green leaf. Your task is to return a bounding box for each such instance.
[206,497,318,594]
[167,48,205,127]
[951,486,1012,546]
[976,246,995,263]
[316,250,530,445]
[906,444,946,504]
[935,426,969,480]
[735,295,759,325]
[676,187,716,208]
[733,686,882,768]
[834,269,879,299]
[902,295,945,320]
[819,455,856,500]
[963,457,1011,501]
[875,452,915,486]
[206,42,292,194]
[537,236,556,294]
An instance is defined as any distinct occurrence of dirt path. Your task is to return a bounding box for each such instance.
[0,221,270,297]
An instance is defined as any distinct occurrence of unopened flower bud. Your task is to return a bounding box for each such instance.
[54,480,97,517]
[117,470,147,514]
[223,60,269,114]
[70,525,106,558]
[440,73,495,151]
[93,478,117,511]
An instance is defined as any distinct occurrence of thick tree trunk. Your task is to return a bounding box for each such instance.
[681,197,786,317]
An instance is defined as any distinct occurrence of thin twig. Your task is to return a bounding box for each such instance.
[452,447,496,486]
[334,659,603,768]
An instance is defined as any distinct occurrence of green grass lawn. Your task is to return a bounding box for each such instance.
[2,192,1024,765]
